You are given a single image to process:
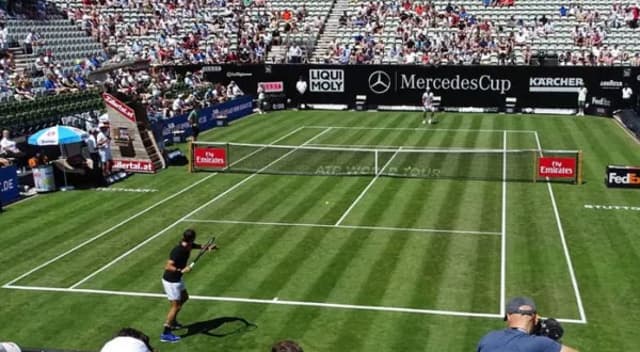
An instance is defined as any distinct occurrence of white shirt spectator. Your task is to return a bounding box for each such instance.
[0,135,19,154]
[100,336,150,352]
[623,86,633,99]
[578,87,588,102]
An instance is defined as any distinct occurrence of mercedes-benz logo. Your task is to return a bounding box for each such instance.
[368,71,391,94]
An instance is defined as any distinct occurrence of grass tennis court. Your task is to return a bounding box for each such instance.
[2,110,640,351]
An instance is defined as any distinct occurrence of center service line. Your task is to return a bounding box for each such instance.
[68,128,332,289]
[335,148,402,226]
[499,131,507,317]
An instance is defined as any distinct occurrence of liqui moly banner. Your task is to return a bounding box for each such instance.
[194,147,227,169]
[538,157,576,178]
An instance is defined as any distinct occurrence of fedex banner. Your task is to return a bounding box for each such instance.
[193,147,227,169]
[538,157,576,178]
[606,165,640,188]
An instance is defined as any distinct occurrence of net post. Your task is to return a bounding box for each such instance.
[532,150,537,183]
[188,140,194,173]
[577,150,583,185]
[375,149,379,175]
[226,143,230,171]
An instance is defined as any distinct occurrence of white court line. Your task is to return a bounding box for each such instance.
[305,125,537,133]
[3,284,503,320]
[67,128,333,289]
[335,148,402,226]
[305,143,509,150]
[3,125,309,288]
[182,218,501,236]
[2,284,586,324]
[534,132,587,324]
[499,131,507,316]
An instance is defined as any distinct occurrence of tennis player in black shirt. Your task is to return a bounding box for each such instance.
[160,229,215,343]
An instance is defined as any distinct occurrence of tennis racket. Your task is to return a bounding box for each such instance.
[189,237,215,268]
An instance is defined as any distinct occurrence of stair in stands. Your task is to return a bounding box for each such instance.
[312,0,350,62]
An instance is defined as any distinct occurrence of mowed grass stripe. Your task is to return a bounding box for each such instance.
[1,170,215,284]
[17,174,248,287]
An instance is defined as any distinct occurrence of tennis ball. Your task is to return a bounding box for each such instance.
[325,201,329,205]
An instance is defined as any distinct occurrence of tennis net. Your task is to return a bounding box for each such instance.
[189,141,583,183]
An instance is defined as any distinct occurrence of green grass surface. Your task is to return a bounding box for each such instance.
[2,110,640,351]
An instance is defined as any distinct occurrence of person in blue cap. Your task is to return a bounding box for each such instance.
[477,297,578,352]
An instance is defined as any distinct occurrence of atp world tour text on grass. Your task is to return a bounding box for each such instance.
[315,165,442,177]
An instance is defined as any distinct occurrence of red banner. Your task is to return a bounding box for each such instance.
[113,159,155,173]
[103,93,136,123]
[259,81,284,93]
[538,157,576,178]
[194,147,227,168]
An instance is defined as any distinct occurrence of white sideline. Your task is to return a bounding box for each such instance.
[2,284,587,324]
[534,132,587,324]
[182,218,501,236]
[499,131,507,316]
[3,125,308,288]
[334,148,402,226]
[68,127,333,289]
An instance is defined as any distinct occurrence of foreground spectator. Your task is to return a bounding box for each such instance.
[0,342,21,352]
[100,327,155,352]
[271,340,303,352]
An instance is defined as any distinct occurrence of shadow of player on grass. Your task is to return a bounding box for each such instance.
[179,316,257,339]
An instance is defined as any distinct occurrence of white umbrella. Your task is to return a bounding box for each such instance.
[28,125,89,190]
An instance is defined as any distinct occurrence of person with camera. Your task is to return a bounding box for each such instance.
[477,297,578,352]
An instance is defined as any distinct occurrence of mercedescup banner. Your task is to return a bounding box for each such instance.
[190,64,640,113]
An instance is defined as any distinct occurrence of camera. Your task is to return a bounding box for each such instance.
[533,318,564,341]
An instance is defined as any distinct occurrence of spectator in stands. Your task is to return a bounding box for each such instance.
[477,297,578,352]
[101,327,155,352]
[271,340,303,352]
[27,151,48,169]
[0,129,24,160]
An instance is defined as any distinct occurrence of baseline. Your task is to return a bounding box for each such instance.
[182,218,501,236]
[2,284,586,324]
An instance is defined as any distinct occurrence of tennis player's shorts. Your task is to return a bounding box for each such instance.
[423,104,435,112]
[578,100,586,108]
[162,279,186,301]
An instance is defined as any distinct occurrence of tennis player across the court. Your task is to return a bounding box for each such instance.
[422,87,436,125]
[160,229,216,343]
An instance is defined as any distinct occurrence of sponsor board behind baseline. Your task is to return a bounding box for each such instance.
[198,64,636,109]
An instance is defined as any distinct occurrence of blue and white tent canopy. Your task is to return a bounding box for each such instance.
[28,125,89,146]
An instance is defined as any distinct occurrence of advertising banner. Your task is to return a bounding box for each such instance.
[0,165,19,204]
[194,64,639,112]
[538,157,577,178]
[193,147,227,169]
[161,95,253,141]
[606,165,640,188]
